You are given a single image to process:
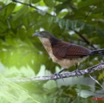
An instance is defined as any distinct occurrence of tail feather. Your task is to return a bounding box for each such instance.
[90,49,104,55]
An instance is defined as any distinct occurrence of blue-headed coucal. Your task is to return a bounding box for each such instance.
[33,31,104,74]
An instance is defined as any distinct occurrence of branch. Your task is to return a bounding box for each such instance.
[12,0,37,9]
[12,0,52,16]
[12,0,40,12]
[70,5,97,50]
[9,62,104,82]
[69,27,97,50]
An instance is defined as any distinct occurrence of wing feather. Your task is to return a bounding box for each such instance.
[52,41,91,59]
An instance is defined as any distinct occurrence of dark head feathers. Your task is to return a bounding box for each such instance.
[33,31,55,39]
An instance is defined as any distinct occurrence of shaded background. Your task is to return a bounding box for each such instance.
[0,0,104,103]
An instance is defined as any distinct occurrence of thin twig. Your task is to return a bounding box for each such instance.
[89,74,103,89]
[12,0,38,10]
[69,27,97,49]
[74,4,97,49]
[11,0,52,16]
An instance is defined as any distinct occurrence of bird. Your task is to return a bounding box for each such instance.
[33,31,104,74]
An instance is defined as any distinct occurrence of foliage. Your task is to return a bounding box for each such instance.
[0,0,104,103]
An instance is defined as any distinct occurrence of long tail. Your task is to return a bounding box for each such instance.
[90,49,104,55]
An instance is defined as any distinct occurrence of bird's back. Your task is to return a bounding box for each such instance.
[51,41,91,60]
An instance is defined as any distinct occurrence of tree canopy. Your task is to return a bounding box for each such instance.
[0,0,104,103]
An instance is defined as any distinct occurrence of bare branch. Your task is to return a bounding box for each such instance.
[9,62,104,82]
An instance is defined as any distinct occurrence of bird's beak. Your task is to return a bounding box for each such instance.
[32,32,40,37]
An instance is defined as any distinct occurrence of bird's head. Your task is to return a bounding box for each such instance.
[33,31,54,39]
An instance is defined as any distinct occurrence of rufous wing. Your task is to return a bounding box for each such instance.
[52,41,91,59]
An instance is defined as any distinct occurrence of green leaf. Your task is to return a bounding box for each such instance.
[0,3,16,19]
[0,21,8,33]
[55,0,67,2]
[31,0,41,3]
[12,6,29,21]
[44,0,55,7]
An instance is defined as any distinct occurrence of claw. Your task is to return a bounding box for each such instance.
[74,69,82,76]
[54,72,64,82]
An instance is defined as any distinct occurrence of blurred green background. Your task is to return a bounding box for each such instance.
[0,0,104,103]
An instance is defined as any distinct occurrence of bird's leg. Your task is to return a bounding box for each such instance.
[74,64,82,76]
[54,68,66,75]
[58,68,66,74]
[54,68,66,80]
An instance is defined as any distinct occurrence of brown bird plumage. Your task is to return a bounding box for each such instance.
[33,31,104,73]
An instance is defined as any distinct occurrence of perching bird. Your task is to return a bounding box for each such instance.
[33,31,104,74]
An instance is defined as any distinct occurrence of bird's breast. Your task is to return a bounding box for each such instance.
[57,58,84,68]
[49,52,84,68]
[39,37,59,62]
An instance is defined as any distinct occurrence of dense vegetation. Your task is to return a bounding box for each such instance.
[0,0,104,103]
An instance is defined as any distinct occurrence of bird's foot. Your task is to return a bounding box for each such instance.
[74,69,82,76]
[54,72,63,78]
[54,69,65,81]
[54,68,65,78]
[54,72,64,82]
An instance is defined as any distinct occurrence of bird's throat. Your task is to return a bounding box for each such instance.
[39,37,52,52]
[39,37,58,62]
